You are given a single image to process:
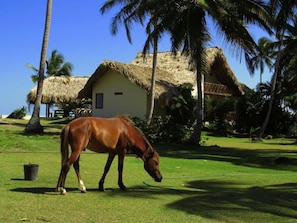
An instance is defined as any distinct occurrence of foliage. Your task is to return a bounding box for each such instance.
[235,89,267,134]
[167,83,196,127]
[235,85,297,136]
[7,106,27,119]
[204,96,236,133]
[133,83,196,143]
[27,49,73,84]
[55,99,91,118]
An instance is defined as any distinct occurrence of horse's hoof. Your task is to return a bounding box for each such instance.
[80,190,87,193]
[98,187,104,192]
[59,187,67,195]
[119,185,127,191]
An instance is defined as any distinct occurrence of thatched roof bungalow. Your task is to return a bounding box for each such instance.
[78,47,245,118]
[27,76,89,117]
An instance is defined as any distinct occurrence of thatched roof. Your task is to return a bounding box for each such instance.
[78,61,176,100]
[131,47,245,96]
[27,76,89,104]
[78,47,245,101]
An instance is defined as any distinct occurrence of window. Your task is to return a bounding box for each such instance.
[96,93,103,108]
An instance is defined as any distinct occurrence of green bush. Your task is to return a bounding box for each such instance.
[132,84,196,143]
[7,106,27,119]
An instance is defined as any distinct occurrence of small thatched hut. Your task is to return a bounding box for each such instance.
[27,76,89,117]
[78,61,175,100]
[78,61,176,118]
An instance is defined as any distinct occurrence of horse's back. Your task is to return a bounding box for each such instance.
[67,117,129,152]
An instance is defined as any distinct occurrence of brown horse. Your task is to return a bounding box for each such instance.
[56,116,162,195]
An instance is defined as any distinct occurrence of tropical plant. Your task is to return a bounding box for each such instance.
[204,95,236,133]
[246,37,275,84]
[25,0,52,134]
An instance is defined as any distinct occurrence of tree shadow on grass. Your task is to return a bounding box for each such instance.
[155,143,297,172]
[166,179,297,222]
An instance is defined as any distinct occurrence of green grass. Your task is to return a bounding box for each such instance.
[1,118,297,222]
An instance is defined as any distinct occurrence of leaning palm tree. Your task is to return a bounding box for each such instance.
[25,0,52,134]
[258,0,297,138]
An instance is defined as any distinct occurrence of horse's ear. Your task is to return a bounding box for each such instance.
[142,149,154,161]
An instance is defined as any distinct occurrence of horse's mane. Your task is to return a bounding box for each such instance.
[118,115,153,150]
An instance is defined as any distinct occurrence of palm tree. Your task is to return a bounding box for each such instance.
[46,50,73,77]
[258,0,297,138]
[27,49,73,83]
[159,0,271,144]
[246,37,275,84]
[25,0,52,134]
[101,0,164,125]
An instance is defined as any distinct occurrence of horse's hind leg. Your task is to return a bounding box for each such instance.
[56,163,70,195]
[58,151,81,195]
[73,155,86,193]
[99,152,116,191]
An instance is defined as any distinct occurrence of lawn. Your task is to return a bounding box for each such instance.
[0,118,297,222]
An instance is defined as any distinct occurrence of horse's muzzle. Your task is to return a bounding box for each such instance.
[155,175,162,182]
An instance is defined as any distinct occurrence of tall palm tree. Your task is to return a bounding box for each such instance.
[157,0,271,144]
[258,0,297,138]
[25,0,52,134]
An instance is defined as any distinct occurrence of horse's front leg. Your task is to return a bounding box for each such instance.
[117,151,127,191]
[99,152,116,191]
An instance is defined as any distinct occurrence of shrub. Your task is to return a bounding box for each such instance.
[7,106,27,119]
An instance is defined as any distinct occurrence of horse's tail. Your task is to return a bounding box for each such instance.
[60,125,70,166]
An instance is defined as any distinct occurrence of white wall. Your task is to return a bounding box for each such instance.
[92,70,147,119]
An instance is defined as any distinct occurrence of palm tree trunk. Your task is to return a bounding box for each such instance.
[25,0,52,133]
[258,30,284,138]
[146,36,158,125]
[188,57,203,145]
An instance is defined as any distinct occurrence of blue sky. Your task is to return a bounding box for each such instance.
[0,0,271,116]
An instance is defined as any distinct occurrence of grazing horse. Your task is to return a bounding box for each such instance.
[56,116,162,195]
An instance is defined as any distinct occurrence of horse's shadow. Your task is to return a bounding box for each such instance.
[9,186,163,195]
[10,187,74,195]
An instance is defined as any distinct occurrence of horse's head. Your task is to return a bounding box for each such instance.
[144,150,162,182]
